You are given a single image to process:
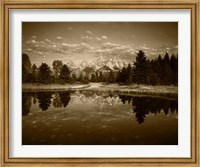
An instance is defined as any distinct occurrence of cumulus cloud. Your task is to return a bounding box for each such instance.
[139,46,150,50]
[68,27,72,30]
[26,48,33,52]
[56,36,63,40]
[62,43,78,48]
[45,39,51,43]
[37,51,42,55]
[94,36,108,43]
[81,43,93,49]
[101,36,108,40]
[158,44,178,55]
[86,30,92,35]
[102,42,120,49]
[31,39,36,43]
[95,37,101,42]
[81,35,93,41]
[93,42,136,60]
[23,33,178,67]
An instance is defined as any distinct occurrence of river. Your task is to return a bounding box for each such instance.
[22,90,178,145]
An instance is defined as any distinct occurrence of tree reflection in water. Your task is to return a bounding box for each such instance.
[59,92,71,107]
[52,92,71,108]
[119,95,178,124]
[22,91,177,124]
[37,92,53,111]
[22,92,32,116]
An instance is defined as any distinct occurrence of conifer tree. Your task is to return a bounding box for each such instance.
[133,50,147,84]
[38,63,52,84]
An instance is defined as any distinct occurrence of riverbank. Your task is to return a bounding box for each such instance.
[22,83,178,97]
[22,83,90,91]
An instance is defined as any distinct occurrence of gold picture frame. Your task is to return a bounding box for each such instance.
[0,0,199,166]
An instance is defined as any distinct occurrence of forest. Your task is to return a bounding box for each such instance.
[22,50,178,86]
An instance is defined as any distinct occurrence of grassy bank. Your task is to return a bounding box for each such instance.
[86,83,178,97]
[22,83,90,92]
[22,83,178,97]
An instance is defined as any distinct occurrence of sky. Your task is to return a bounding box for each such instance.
[22,22,178,66]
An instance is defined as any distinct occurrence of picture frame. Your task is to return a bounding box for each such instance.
[0,0,199,166]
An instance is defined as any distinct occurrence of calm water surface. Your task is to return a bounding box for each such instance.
[22,90,178,145]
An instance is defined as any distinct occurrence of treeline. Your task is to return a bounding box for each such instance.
[22,50,178,85]
[23,54,71,84]
[116,51,178,85]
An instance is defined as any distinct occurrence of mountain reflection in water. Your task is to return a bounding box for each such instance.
[22,90,178,145]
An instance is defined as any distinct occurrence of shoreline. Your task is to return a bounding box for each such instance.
[22,83,178,98]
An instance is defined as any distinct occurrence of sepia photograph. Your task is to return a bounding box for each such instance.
[22,22,178,145]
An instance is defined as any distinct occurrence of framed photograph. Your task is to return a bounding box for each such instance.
[0,0,199,166]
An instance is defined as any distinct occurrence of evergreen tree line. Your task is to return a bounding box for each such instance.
[23,54,71,84]
[22,50,178,85]
[115,51,178,85]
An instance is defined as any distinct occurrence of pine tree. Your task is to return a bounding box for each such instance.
[52,60,63,82]
[120,67,128,83]
[126,63,132,84]
[59,64,70,83]
[162,52,173,85]
[108,70,115,83]
[170,54,178,85]
[22,53,31,83]
[31,64,37,83]
[99,72,104,82]
[91,73,96,82]
[38,63,52,84]
[79,73,83,82]
[133,50,147,84]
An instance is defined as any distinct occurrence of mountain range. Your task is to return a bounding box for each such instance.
[66,56,130,74]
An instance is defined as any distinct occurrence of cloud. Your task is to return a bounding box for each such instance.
[81,43,94,49]
[86,30,92,35]
[56,36,63,40]
[45,39,51,43]
[95,37,101,41]
[81,35,93,41]
[31,39,36,43]
[102,42,120,49]
[101,36,108,40]
[94,42,136,60]
[26,48,33,52]
[139,46,150,50]
[158,44,178,55]
[62,43,68,46]
[68,27,72,30]
[62,43,78,48]
[94,36,108,42]
[23,33,178,67]
[37,51,42,55]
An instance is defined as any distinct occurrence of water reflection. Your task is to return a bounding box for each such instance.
[22,92,32,116]
[37,92,53,111]
[22,91,177,124]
